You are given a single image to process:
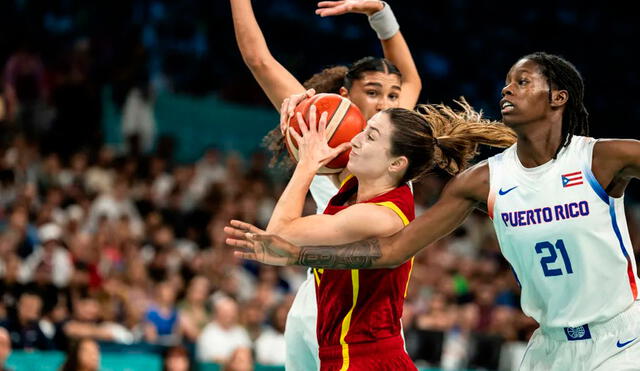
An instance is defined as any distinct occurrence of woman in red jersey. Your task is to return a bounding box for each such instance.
[227,99,515,370]
[230,1,423,369]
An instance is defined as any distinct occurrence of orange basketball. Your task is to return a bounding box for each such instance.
[284,93,366,174]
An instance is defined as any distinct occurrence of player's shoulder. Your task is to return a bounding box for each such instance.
[593,138,640,159]
[593,138,640,179]
[444,160,490,203]
[460,160,490,185]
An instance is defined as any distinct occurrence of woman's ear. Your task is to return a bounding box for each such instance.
[389,156,409,176]
[550,89,568,107]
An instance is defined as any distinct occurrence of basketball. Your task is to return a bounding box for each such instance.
[284,93,366,174]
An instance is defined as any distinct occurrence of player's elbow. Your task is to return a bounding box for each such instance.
[379,239,413,269]
[414,78,423,92]
[241,53,273,71]
[405,79,422,96]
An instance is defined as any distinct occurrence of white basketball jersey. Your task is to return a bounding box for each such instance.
[487,136,638,328]
[309,175,338,214]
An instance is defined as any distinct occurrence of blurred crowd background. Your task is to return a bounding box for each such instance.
[0,1,639,370]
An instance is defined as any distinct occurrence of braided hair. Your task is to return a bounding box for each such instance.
[522,52,589,157]
[387,98,516,183]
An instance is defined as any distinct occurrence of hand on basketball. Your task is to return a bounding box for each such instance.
[280,89,316,135]
[316,0,384,17]
[225,220,300,266]
[288,104,352,171]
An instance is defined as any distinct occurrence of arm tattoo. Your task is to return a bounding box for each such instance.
[297,239,382,269]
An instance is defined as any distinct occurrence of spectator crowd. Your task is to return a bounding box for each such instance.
[1,1,640,370]
[2,132,637,370]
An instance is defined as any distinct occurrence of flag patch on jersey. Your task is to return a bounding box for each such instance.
[562,171,583,188]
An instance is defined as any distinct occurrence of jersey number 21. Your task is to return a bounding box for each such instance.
[535,239,573,277]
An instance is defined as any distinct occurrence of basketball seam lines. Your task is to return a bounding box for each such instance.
[325,98,351,142]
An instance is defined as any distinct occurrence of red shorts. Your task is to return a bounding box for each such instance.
[319,335,417,371]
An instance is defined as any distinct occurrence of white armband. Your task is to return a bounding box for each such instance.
[368,2,400,40]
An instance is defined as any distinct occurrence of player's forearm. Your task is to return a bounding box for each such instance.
[230,0,273,67]
[294,194,475,269]
[266,163,317,233]
[294,230,440,270]
[368,2,421,109]
[230,0,305,109]
[381,31,422,109]
[297,238,391,268]
[295,226,427,269]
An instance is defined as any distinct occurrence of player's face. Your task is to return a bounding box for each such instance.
[345,71,402,121]
[500,59,552,127]
[347,111,395,179]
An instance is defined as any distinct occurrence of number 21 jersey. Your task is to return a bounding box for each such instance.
[487,136,638,328]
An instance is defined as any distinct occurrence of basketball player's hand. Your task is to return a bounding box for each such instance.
[225,220,299,266]
[288,104,352,171]
[316,0,384,17]
[280,89,316,135]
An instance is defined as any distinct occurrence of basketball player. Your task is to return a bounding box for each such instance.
[230,0,421,369]
[241,95,514,369]
[227,52,640,370]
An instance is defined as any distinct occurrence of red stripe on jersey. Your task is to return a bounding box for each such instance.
[626,258,638,299]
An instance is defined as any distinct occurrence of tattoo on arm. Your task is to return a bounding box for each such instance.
[297,239,382,269]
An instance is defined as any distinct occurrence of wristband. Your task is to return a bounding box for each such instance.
[368,2,399,40]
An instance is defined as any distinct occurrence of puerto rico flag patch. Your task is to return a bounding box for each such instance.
[562,171,583,188]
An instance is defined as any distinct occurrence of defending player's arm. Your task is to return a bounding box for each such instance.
[379,26,422,109]
[316,0,422,109]
[297,163,486,268]
[592,139,640,197]
[227,162,489,268]
[230,0,305,110]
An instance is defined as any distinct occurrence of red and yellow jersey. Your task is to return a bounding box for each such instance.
[314,175,415,368]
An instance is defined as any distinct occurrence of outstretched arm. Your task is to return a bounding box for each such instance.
[592,139,640,197]
[297,166,483,268]
[230,0,305,110]
[317,0,422,109]
[380,29,422,109]
[227,162,490,268]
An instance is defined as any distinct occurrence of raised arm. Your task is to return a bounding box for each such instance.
[230,0,305,109]
[592,139,640,197]
[265,106,353,242]
[227,162,490,268]
[380,28,422,109]
[316,0,422,109]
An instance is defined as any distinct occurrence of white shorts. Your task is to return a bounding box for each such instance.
[284,271,319,371]
[520,300,640,371]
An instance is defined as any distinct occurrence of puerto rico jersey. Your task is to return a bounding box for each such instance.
[487,136,638,328]
[315,175,415,367]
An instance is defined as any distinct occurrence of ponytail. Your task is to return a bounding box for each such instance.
[387,98,516,182]
[422,98,517,175]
